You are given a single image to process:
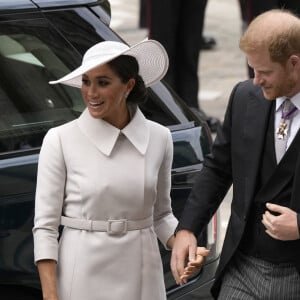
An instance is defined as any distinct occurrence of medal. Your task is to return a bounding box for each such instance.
[276,120,288,140]
[276,100,297,140]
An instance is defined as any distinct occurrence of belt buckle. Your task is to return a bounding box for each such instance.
[107,219,127,235]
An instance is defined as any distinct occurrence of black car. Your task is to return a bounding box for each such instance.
[0,1,220,299]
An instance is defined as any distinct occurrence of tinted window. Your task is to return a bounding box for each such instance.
[0,18,84,155]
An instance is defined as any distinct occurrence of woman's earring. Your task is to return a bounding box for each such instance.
[125,92,129,99]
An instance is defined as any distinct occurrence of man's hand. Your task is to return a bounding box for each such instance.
[170,230,198,285]
[262,203,300,240]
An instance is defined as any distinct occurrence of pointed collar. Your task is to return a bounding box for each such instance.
[276,92,300,112]
[77,107,150,156]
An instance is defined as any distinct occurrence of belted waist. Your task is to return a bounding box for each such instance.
[61,215,153,235]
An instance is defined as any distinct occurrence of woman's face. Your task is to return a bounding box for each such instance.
[81,63,134,128]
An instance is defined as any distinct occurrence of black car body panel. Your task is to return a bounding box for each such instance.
[0,1,219,299]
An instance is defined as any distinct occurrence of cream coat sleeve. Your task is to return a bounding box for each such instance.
[33,128,66,263]
[153,129,178,249]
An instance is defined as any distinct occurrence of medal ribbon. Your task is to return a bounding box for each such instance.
[281,105,297,120]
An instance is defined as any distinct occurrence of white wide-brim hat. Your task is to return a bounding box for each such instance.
[49,39,169,88]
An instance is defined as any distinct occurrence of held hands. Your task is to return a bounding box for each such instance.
[170,230,210,286]
[180,246,210,284]
[262,203,300,241]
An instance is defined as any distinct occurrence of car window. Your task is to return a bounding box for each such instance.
[0,18,84,155]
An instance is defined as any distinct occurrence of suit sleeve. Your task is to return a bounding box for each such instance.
[153,129,178,249]
[32,128,66,263]
[177,82,242,235]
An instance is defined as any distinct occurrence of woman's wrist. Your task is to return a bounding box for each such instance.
[167,235,175,249]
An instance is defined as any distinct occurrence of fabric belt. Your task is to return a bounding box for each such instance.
[61,215,153,235]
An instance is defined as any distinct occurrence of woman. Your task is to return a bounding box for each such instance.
[33,39,208,300]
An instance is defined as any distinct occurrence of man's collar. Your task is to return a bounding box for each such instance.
[276,92,300,111]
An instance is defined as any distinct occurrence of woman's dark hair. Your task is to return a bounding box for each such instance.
[107,55,148,104]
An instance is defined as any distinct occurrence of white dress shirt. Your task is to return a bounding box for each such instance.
[275,92,300,150]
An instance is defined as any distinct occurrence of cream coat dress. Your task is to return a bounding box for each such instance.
[33,107,178,300]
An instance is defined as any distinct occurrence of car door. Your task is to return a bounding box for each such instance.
[0,10,86,291]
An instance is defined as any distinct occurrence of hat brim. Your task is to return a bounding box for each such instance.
[49,39,169,88]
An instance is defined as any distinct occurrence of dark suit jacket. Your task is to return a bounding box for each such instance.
[177,79,300,298]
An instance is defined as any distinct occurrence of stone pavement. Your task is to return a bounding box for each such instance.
[108,0,247,249]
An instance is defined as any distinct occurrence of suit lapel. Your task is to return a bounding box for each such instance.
[243,89,273,207]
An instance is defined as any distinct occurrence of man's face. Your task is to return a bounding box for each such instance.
[247,49,296,100]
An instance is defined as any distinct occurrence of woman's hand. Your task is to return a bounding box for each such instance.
[179,247,210,283]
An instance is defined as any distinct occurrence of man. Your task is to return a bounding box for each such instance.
[243,0,299,22]
[148,0,208,109]
[147,0,221,134]
[239,0,300,78]
[171,10,300,299]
